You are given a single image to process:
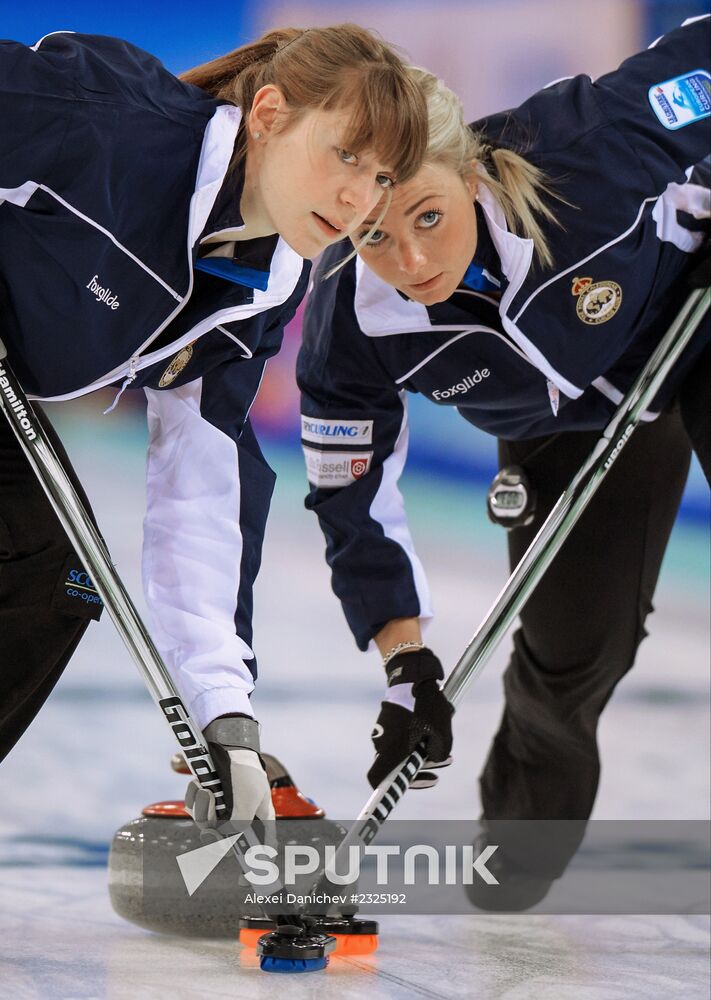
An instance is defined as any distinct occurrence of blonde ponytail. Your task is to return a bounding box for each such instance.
[411,68,564,268]
[479,146,560,269]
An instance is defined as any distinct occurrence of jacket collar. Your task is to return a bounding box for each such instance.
[187,104,245,249]
[464,200,503,289]
[199,152,246,241]
[188,104,289,291]
[474,182,533,318]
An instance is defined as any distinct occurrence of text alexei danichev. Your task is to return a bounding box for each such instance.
[245,892,349,907]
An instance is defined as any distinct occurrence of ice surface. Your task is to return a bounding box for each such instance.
[0,403,708,998]
[1,869,709,1000]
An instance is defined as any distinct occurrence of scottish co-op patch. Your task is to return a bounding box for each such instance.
[648,69,711,130]
[52,555,104,621]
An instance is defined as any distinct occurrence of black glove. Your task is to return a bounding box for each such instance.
[367,648,454,790]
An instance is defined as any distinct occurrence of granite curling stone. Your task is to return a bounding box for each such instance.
[108,753,351,938]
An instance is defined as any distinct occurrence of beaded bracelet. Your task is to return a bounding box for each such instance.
[381,640,424,667]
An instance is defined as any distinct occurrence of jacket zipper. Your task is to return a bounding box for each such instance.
[103,356,139,413]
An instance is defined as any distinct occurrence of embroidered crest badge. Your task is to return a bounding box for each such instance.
[572,276,622,325]
[158,343,194,387]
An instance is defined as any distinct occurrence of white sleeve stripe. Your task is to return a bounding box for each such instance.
[38,185,183,301]
[368,392,433,624]
[0,182,40,211]
[217,325,254,358]
[650,13,710,48]
[652,178,710,252]
[394,326,534,384]
[543,75,576,88]
[512,195,659,324]
[501,315,583,398]
[142,381,256,722]
[592,377,659,421]
[30,30,75,51]
[244,361,268,423]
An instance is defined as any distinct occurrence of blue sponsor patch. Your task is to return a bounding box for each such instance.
[52,556,104,621]
[648,70,711,130]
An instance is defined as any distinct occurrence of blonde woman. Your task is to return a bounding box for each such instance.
[298,17,709,907]
[0,27,427,832]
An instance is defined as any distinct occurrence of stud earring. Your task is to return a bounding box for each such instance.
[253,131,263,140]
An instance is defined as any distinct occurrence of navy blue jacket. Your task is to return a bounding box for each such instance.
[0,32,310,725]
[298,17,710,649]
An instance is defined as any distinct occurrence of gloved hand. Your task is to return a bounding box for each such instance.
[184,714,275,834]
[367,648,454,790]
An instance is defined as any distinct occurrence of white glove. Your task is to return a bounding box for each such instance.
[185,747,275,828]
[184,715,275,833]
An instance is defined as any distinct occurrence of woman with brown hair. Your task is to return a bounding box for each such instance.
[0,26,427,831]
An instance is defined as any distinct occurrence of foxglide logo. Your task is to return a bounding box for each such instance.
[0,365,37,441]
[87,274,120,310]
[432,369,490,401]
[159,697,225,813]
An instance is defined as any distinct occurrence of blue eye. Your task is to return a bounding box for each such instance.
[356,228,386,246]
[376,174,394,189]
[338,148,358,164]
[419,209,443,228]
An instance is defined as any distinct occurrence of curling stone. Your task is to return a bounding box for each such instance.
[108,753,378,955]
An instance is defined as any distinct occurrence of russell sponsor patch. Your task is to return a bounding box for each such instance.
[300,415,373,445]
[648,70,711,130]
[303,447,373,488]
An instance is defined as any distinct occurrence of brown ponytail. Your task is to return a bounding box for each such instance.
[181,25,428,186]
